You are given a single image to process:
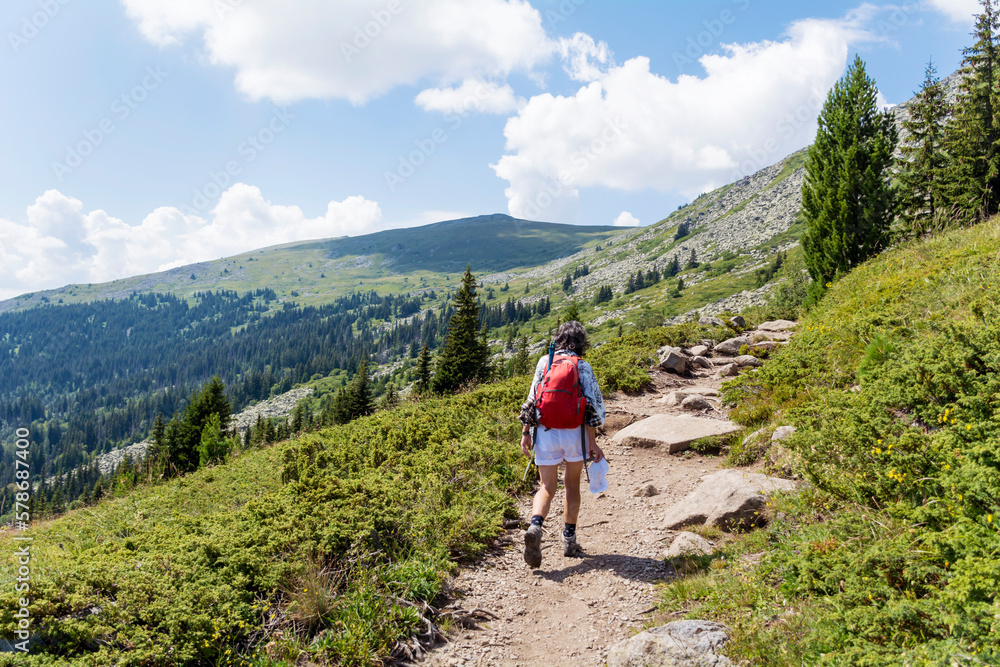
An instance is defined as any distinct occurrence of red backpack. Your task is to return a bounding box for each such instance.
[535,352,587,429]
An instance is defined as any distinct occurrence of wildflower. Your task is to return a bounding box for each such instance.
[989,515,994,524]
[967,424,972,430]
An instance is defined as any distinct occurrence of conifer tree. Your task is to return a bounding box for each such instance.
[897,61,949,236]
[380,382,399,410]
[512,336,532,376]
[564,300,581,323]
[165,376,231,474]
[432,266,489,393]
[415,345,432,394]
[801,55,897,291]
[347,360,373,419]
[942,0,1000,223]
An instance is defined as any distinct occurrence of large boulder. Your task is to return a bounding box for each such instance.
[612,415,742,453]
[688,345,710,357]
[729,315,746,328]
[658,349,688,374]
[699,316,725,328]
[607,621,734,667]
[714,336,752,356]
[661,469,798,532]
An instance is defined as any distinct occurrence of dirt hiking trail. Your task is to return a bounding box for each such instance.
[418,364,744,667]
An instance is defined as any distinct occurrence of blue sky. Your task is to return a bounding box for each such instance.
[0,0,980,298]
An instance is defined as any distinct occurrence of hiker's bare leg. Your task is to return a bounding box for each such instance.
[563,460,583,524]
[532,465,560,519]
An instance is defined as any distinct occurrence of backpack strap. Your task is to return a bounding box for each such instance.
[546,341,556,373]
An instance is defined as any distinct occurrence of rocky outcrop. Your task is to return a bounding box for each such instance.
[661,469,798,532]
[607,621,734,667]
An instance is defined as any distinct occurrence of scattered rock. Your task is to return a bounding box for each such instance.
[658,349,688,375]
[699,317,725,328]
[635,484,660,498]
[681,395,712,411]
[714,336,752,356]
[715,363,739,378]
[766,443,799,477]
[771,426,797,442]
[732,355,764,367]
[729,315,746,328]
[750,341,779,352]
[758,320,797,332]
[666,532,715,558]
[612,415,742,453]
[688,345,710,357]
[607,620,734,667]
[661,469,798,532]
[691,356,713,369]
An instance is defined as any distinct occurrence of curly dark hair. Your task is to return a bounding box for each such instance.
[553,320,590,357]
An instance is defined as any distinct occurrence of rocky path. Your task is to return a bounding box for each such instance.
[418,356,746,667]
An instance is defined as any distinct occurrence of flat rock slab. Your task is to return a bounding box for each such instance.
[608,620,734,667]
[661,469,798,532]
[612,415,741,453]
[758,320,797,331]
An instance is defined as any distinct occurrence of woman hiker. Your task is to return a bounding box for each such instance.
[519,320,606,568]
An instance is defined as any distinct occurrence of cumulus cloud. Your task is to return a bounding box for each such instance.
[613,212,640,227]
[558,33,614,82]
[0,186,382,299]
[492,11,885,222]
[925,0,979,23]
[120,0,555,104]
[415,78,523,115]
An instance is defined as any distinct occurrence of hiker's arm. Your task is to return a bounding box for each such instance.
[587,426,604,463]
[579,361,606,426]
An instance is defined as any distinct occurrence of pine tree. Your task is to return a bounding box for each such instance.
[415,345,433,394]
[380,382,399,410]
[942,0,1000,223]
[165,376,231,474]
[512,336,532,376]
[562,274,573,292]
[685,249,699,270]
[347,360,373,419]
[432,266,489,393]
[564,300,581,322]
[897,60,949,237]
[801,55,898,291]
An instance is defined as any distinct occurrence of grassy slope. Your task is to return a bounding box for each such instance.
[0,322,734,666]
[659,218,1000,666]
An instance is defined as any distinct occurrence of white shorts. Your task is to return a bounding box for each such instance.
[533,427,587,467]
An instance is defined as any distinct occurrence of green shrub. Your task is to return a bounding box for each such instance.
[661,218,1000,665]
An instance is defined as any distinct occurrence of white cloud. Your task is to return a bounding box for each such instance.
[415,78,523,115]
[0,186,382,300]
[120,0,555,104]
[925,0,979,23]
[613,211,640,227]
[558,33,614,82]
[492,12,880,222]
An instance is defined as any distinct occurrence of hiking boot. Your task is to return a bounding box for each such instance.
[523,524,543,568]
[562,532,583,557]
